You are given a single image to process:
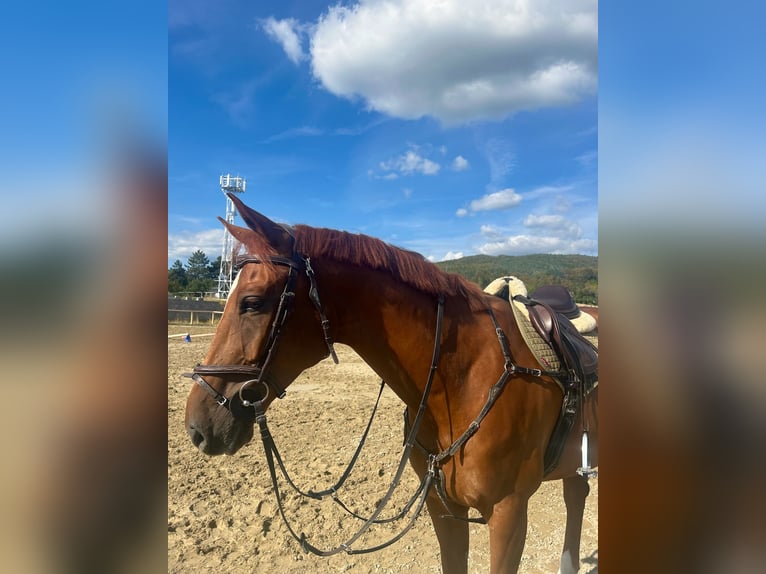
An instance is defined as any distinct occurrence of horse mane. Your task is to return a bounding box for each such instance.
[293,225,487,311]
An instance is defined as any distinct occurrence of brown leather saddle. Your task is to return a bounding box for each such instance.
[529,284,581,319]
[514,286,598,475]
[485,279,598,475]
[514,285,598,391]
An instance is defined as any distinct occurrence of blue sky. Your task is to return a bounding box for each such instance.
[0,1,166,252]
[168,0,598,266]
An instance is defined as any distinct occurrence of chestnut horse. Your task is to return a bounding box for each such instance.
[185,196,598,573]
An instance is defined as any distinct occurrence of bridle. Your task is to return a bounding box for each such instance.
[185,246,338,422]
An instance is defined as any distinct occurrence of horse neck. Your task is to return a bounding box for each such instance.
[321,262,445,408]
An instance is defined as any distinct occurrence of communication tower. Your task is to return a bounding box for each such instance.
[216,174,246,299]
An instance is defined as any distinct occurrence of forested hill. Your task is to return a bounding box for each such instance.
[435,254,598,305]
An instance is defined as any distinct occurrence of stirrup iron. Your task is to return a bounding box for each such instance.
[576,431,597,479]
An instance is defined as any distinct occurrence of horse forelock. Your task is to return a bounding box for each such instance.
[231,229,280,281]
[293,225,486,310]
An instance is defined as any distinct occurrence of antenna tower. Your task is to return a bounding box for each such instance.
[216,174,246,299]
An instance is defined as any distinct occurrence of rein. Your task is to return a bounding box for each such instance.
[252,297,446,556]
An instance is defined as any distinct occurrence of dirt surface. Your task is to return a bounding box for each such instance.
[168,324,598,573]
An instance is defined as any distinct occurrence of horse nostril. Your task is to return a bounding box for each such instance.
[188,425,205,448]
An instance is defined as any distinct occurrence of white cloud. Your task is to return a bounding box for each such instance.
[261,125,323,143]
[262,17,306,64]
[441,251,464,261]
[170,215,204,225]
[468,188,522,212]
[523,213,582,239]
[211,80,258,125]
[380,150,441,176]
[307,0,597,123]
[480,224,504,240]
[456,208,469,217]
[554,196,572,212]
[483,138,515,188]
[576,149,598,166]
[168,228,225,262]
[452,155,470,171]
[524,184,574,198]
[474,212,595,255]
[478,235,597,256]
[523,213,565,227]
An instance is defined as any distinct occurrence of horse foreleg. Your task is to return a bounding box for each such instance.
[558,474,590,574]
[407,456,469,572]
[406,442,469,573]
[486,493,530,573]
[425,493,470,574]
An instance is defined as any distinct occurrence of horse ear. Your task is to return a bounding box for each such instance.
[218,218,256,247]
[227,193,293,253]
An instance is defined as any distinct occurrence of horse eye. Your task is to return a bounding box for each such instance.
[240,297,264,314]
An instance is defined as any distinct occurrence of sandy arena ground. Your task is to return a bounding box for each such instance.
[168,324,598,573]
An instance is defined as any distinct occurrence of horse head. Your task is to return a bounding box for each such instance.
[184,198,336,455]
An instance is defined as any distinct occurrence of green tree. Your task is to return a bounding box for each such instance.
[207,255,222,280]
[186,250,210,279]
[185,250,214,294]
[168,259,187,293]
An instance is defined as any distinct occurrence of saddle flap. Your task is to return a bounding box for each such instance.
[526,299,598,386]
[557,316,598,378]
[527,304,553,345]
